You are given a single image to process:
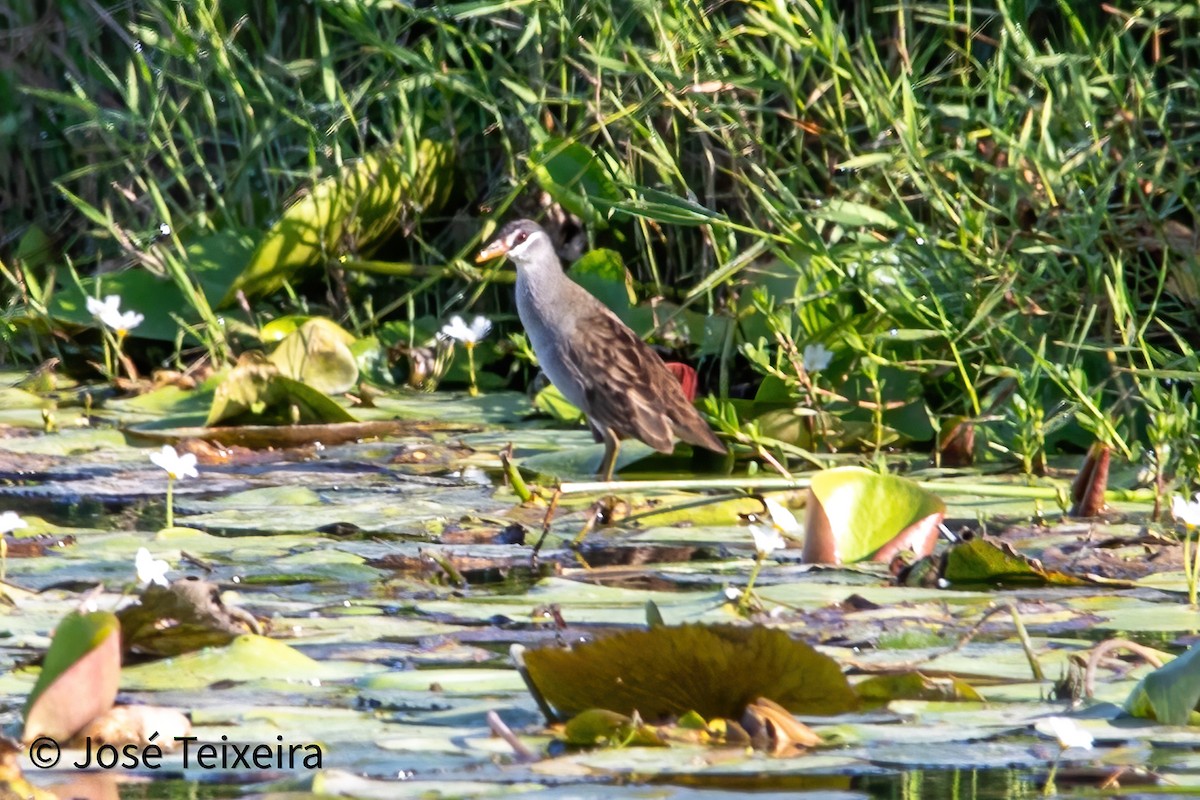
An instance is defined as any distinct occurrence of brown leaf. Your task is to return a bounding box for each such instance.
[936,417,975,467]
[1070,442,1110,517]
[740,697,822,755]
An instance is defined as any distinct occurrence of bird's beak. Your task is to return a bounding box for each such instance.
[475,238,510,264]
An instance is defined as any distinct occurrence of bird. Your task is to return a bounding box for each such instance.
[476,219,727,480]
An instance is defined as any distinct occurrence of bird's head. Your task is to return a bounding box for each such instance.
[475,219,558,274]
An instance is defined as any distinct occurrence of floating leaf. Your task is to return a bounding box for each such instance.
[561,709,665,748]
[856,672,985,707]
[120,634,362,690]
[802,467,944,564]
[940,537,1092,587]
[225,139,454,302]
[520,623,857,722]
[128,419,426,449]
[23,610,121,743]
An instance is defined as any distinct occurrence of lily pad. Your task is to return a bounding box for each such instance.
[567,249,635,314]
[519,623,858,722]
[940,537,1095,587]
[120,634,367,690]
[48,230,255,341]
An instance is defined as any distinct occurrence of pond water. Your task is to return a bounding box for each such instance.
[0,389,1194,799]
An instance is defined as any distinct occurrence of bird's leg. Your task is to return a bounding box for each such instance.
[599,427,622,482]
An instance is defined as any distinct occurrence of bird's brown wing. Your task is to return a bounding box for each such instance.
[558,304,723,454]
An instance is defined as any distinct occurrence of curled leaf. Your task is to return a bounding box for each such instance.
[23,611,121,744]
[802,467,944,564]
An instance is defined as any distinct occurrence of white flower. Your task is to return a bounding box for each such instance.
[1172,493,1200,528]
[1034,717,1093,751]
[0,511,27,535]
[149,445,199,481]
[763,497,802,538]
[439,315,492,345]
[86,294,144,334]
[749,524,786,557]
[802,343,833,373]
[135,547,170,587]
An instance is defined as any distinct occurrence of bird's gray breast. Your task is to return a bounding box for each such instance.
[516,272,589,412]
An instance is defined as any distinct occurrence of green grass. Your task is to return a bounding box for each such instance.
[2,0,1199,491]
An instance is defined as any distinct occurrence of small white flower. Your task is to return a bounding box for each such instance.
[158,222,171,237]
[149,445,199,481]
[86,294,120,318]
[439,315,492,345]
[802,343,833,373]
[763,497,802,538]
[1034,716,1093,751]
[0,511,27,535]
[1172,493,1200,528]
[135,547,170,588]
[749,524,786,557]
[86,294,144,334]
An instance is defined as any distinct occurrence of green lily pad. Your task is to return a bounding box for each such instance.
[48,230,255,341]
[940,537,1094,587]
[567,249,635,314]
[120,634,366,690]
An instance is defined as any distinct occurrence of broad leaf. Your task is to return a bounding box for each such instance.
[519,623,857,722]
[802,466,944,564]
[268,317,360,395]
[224,139,453,301]
[529,138,623,228]
[23,610,121,743]
[1125,646,1200,725]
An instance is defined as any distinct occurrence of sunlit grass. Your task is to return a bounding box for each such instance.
[1,1,1198,491]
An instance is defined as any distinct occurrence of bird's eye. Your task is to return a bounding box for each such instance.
[514,231,528,245]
